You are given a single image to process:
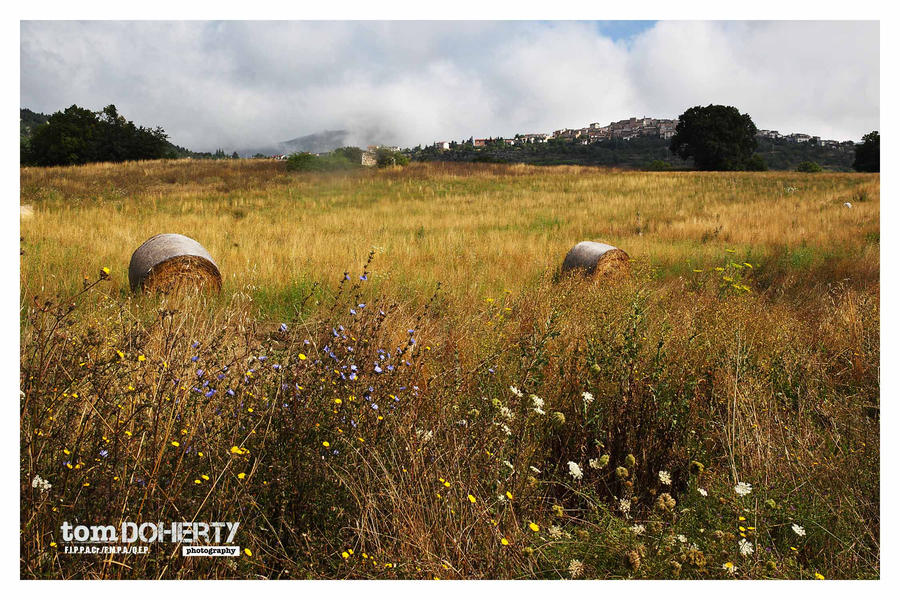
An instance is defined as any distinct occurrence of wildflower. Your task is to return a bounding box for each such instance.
[298,353,307,360]
[548,525,564,539]
[734,482,753,496]
[552,504,565,517]
[618,498,631,514]
[738,538,754,556]
[655,493,676,512]
[625,454,636,467]
[238,473,246,480]
[658,470,672,486]
[341,551,349,559]
[31,475,52,492]
[170,441,180,447]
[676,534,687,543]
[792,523,806,537]
[723,562,737,574]
[509,386,523,398]
[630,524,645,535]
[551,411,566,427]
[528,522,540,532]
[615,466,629,480]
[244,548,252,557]
[589,458,601,469]
[815,572,825,580]
[523,546,534,556]
[530,395,545,415]
[500,538,509,546]
[506,490,513,500]
[567,461,583,480]
[467,494,477,503]
[322,441,330,448]
[698,487,708,497]
[626,550,641,571]
[567,559,584,579]
[138,354,146,362]
[581,391,594,404]
[100,266,111,279]
[230,446,242,454]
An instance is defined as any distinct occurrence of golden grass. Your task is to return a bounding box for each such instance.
[21,160,879,312]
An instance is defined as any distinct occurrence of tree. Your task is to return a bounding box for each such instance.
[853,131,879,172]
[797,161,822,173]
[26,104,169,166]
[669,105,759,170]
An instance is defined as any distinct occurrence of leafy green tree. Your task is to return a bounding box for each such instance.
[670,105,758,170]
[375,147,409,167]
[797,161,823,173]
[852,131,879,172]
[333,146,364,164]
[26,104,169,166]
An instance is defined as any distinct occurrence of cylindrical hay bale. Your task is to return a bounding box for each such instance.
[128,233,222,294]
[561,241,630,278]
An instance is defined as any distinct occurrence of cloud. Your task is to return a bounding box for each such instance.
[20,20,879,151]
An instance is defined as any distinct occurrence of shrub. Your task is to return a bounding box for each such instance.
[286,151,359,172]
[797,161,822,173]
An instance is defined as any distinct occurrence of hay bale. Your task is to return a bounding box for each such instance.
[561,241,630,278]
[128,233,221,294]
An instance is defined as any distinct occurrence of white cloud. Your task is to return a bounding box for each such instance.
[20,20,879,151]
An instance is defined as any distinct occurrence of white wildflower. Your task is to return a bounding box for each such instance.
[548,525,564,539]
[589,458,601,469]
[31,475,52,492]
[581,391,594,405]
[498,423,512,436]
[658,470,672,486]
[738,538,754,556]
[530,394,545,415]
[630,524,645,535]
[499,406,515,421]
[618,498,631,514]
[567,461,583,480]
[792,523,806,537]
[734,482,753,497]
[415,428,434,443]
[509,386,523,398]
[697,487,708,497]
[498,494,508,504]
[567,559,584,579]
[676,534,687,543]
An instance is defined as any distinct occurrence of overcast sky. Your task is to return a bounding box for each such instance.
[20,20,879,151]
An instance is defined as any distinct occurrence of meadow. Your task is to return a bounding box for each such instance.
[20,160,879,579]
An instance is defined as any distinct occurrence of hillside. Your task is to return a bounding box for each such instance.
[411,136,856,171]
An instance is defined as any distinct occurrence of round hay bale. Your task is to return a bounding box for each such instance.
[561,241,630,279]
[128,233,222,294]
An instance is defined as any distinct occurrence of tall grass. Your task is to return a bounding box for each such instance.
[20,160,879,579]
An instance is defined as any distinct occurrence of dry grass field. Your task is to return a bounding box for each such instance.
[20,160,879,580]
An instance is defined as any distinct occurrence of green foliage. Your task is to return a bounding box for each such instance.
[645,160,673,171]
[333,146,364,164]
[286,151,359,172]
[375,147,410,168]
[24,104,170,167]
[853,131,879,173]
[796,161,822,173]
[670,105,759,171]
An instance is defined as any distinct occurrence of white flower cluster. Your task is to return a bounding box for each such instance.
[581,391,594,405]
[738,538,754,556]
[509,386,523,398]
[530,395,545,415]
[734,481,753,496]
[792,523,806,537]
[658,470,672,486]
[567,461,583,480]
[32,475,52,492]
